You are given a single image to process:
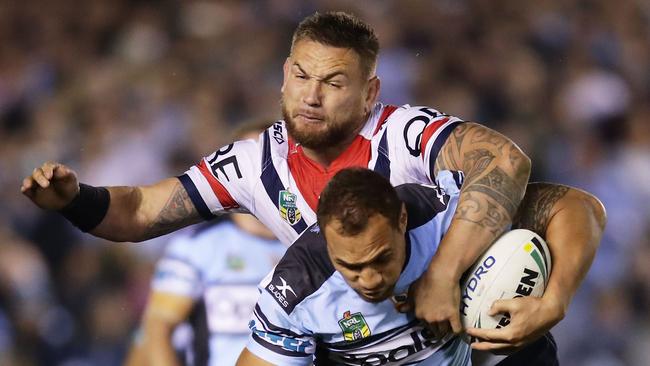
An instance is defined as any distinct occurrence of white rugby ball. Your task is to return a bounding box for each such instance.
[459,229,552,336]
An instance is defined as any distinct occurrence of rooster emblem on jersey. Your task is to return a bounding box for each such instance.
[279,190,302,225]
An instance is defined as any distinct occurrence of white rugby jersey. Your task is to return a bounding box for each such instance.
[179,103,465,244]
[152,219,287,366]
[246,184,471,365]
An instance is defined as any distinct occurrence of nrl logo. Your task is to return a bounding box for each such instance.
[338,310,371,341]
[278,190,302,225]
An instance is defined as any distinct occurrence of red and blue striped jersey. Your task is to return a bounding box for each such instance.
[179,103,464,244]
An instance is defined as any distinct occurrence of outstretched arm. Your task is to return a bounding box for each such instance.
[21,162,202,242]
[467,182,606,353]
[412,123,531,336]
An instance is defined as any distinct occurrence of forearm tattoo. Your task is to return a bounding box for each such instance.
[513,183,570,236]
[435,123,530,236]
[145,182,201,239]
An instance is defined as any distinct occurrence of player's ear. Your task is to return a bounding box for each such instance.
[364,76,380,114]
[398,202,408,234]
[281,57,291,93]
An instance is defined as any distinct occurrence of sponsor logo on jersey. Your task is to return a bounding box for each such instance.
[329,326,440,365]
[267,276,296,308]
[339,311,371,341]
[272,122,285,144]
[226,253,245,271]
[279,190,302,225]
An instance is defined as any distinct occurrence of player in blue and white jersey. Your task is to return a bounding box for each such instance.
[125,214,286,366]
[123,122,287,366]
[23,11,606,362]
[237,169,605,365]
[240,168,469,366]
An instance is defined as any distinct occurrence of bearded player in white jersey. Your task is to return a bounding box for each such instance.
[22,11,605,364]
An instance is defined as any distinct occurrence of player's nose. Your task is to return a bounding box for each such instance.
[301,80,322,107]
[358,267,383,291]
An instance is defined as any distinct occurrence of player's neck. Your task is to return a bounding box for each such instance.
[302,145,348,168]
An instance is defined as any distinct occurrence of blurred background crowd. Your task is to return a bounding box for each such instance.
[1,0,648,365]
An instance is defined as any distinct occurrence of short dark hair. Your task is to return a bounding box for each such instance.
[317,168,401,236]
[292,11,380,78]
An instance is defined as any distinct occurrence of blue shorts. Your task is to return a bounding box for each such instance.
[497,333,558,366]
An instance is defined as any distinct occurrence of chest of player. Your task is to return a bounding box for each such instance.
[294,274,458,365]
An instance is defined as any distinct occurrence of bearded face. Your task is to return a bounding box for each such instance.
[281,96,362,150]
[280,40,377,150]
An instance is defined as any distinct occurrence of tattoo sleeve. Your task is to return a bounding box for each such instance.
[434,123,531,237]
[513,183,570,236]
[144,181,202,239]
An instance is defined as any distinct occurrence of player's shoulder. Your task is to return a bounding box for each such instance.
[395,183,454,230]
[189,216,231,237]
[377,104,466,161]
[261,224,335,315]
[259,119,290,157]
[384,104,447,126]
[164,218,233,258]
[212,119,286,157]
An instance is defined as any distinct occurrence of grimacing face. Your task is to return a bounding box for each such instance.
[281,40,379,150]
[324,208,408,303]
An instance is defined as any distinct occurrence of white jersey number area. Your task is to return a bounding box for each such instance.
[205,285,260,334]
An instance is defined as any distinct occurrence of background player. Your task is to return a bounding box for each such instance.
[22,11,600,360]
[124,214,285,366]
[236,168,605,365]
[123,122,286,366]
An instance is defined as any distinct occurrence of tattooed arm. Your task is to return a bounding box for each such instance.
[432,122,531,274]
[468,182,606,353]
[90,178,203,242]
[21,162,203,242]
[514,183,606,319]
[410,123,531,336]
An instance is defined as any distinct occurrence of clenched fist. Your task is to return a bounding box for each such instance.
[21,162,80,210]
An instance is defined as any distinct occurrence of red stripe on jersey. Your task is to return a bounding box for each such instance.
[288,135,371,211]
[420,117,450,160]
[372,105,399,136]
[197,160,239,209]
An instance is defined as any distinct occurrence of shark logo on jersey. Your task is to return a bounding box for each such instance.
[279,190,302,225]
[339,311,371,341]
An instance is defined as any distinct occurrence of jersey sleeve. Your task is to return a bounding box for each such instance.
[177,136,261,220]
[244,278,315,365]
[383,105,465,190]
[151,234,205,298]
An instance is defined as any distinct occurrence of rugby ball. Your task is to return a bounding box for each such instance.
[459,229,552,336]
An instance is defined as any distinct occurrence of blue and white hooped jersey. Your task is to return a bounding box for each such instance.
[246,184,471,365]
[179,102,465,245]
[152,219,287,366]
